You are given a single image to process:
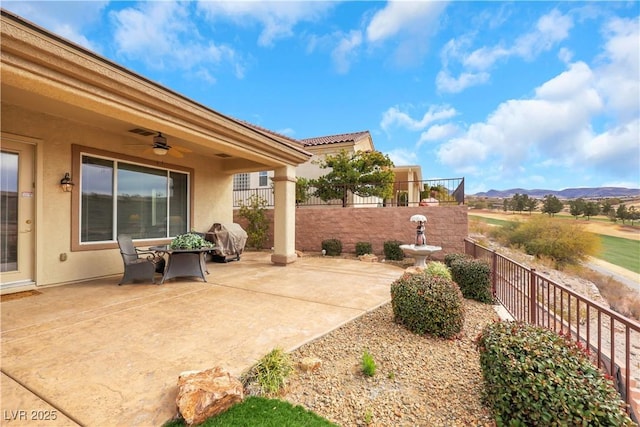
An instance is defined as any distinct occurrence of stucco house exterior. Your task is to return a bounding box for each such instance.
[0,10,311,294]
[234,130,427,207]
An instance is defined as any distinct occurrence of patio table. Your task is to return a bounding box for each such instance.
[149,245,213,284]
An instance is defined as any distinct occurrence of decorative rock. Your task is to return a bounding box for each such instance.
[296,250,304,257]
[404,266,424,275]
[176,367,244,426]
[358,254,379,262]
[299,357,323,373]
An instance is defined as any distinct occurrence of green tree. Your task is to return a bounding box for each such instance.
[617,204,629,224]
[524,197,538,214]
[310,150,395,207]
[629,206,639,225]
[511,193,526,213]
[503,199,509,212]
[568,198,586,219]
[238,194,269,250]
[601,199,613,216]
[541,195,563,216]
[295,177,311,206]
[582,201,600,220]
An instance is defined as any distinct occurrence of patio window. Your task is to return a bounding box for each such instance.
[80,154,189,242]
[258,171,268,187]
[234,173,249,190]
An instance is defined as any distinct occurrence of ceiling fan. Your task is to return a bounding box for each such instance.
[143,132,192,158]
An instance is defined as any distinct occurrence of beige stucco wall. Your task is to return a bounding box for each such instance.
[1,103,234,287]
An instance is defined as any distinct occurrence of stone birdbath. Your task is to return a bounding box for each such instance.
[399,214,442,268]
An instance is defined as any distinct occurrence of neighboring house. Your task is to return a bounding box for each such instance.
[0,10,311,294]
[235,130,426,207]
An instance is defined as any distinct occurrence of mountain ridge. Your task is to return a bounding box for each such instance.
[472,187,640,199]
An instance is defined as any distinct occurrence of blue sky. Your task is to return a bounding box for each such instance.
[3,1,639,193]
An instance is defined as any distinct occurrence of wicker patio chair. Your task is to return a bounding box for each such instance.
[117,234,166,285]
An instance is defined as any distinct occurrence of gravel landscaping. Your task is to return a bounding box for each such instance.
[284,299,499,427]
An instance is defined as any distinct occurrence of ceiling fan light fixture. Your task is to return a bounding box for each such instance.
[153,146,169,156]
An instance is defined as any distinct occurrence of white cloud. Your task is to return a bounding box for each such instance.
[438,8,574,93]
[595,16,640,122]
[417,124,460,147]
[435,70,490,94]
[583,118,640,178]
[331,30,363,74]
[2,0,107,51]
[197,1,333,47]
[436,137,487,175]
[365,0,448,67]
[111,2,244,79]
[366,1,446,42]
[381,105,457,132]
[385,148,418,167]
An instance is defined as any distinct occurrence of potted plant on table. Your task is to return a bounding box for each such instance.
[170,232,214,250]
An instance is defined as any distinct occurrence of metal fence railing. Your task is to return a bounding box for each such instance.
[464,238,640,421]
[233,178,464,208]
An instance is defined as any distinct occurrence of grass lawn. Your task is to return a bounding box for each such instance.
[163,397,336,427]
[598,235,640,274]
[468,215,513,227]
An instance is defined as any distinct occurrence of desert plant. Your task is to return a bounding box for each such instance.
[321,238,342,256]
[361,350,376,377]
[449,258,493,303]
[423,261,452,280]
[390,272,464,338]
[443,252,470,268]
[476,321,634,426]
[496,216,600,267]
[241,347,293,397]
[355,241,373,256]
[237,194,269,250]
[383,240,404,261]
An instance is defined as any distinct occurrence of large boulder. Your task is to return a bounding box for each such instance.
[176,367,244,426]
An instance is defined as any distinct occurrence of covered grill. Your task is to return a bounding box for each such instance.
[204,223,248,262]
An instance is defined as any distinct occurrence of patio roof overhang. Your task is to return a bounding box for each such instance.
[0,9,311,172]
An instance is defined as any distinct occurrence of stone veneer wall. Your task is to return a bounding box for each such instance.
[233,206,468,259]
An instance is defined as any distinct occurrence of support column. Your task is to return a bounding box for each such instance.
[270,165,297,265]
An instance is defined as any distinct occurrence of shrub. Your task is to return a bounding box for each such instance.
[241,347,293,397]
[355,241,373,256]
[476,322,634,426]
[390,272,464,339]
[495,216,600,267]
[449,258,493,303]
[423,261,452,280]
[321,239,342,256]
[237,194,269,250]
[383,240,404,261]
[361,350,376,377]
[443,252,470,268]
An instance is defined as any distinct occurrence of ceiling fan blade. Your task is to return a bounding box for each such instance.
[168,148,184,158]
[173,145,192,153]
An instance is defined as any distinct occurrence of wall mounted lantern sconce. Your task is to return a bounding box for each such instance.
[60,172,74,192]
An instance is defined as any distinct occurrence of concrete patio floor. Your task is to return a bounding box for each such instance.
[1,252,403,426]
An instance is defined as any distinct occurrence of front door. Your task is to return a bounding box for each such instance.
[0,139,35,289]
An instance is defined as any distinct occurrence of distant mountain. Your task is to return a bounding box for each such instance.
[473,187,640,199]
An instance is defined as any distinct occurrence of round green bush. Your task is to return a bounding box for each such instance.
[355,241,373,256]
[383,240,404,261]
[477,322,634,426]
[390,272,464,339]
[449,258,493,303]
[321,239,342,256]
[423,261,452,280]
[443,252,470,268]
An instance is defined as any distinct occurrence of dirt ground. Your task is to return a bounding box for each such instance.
[469,210,640,241]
